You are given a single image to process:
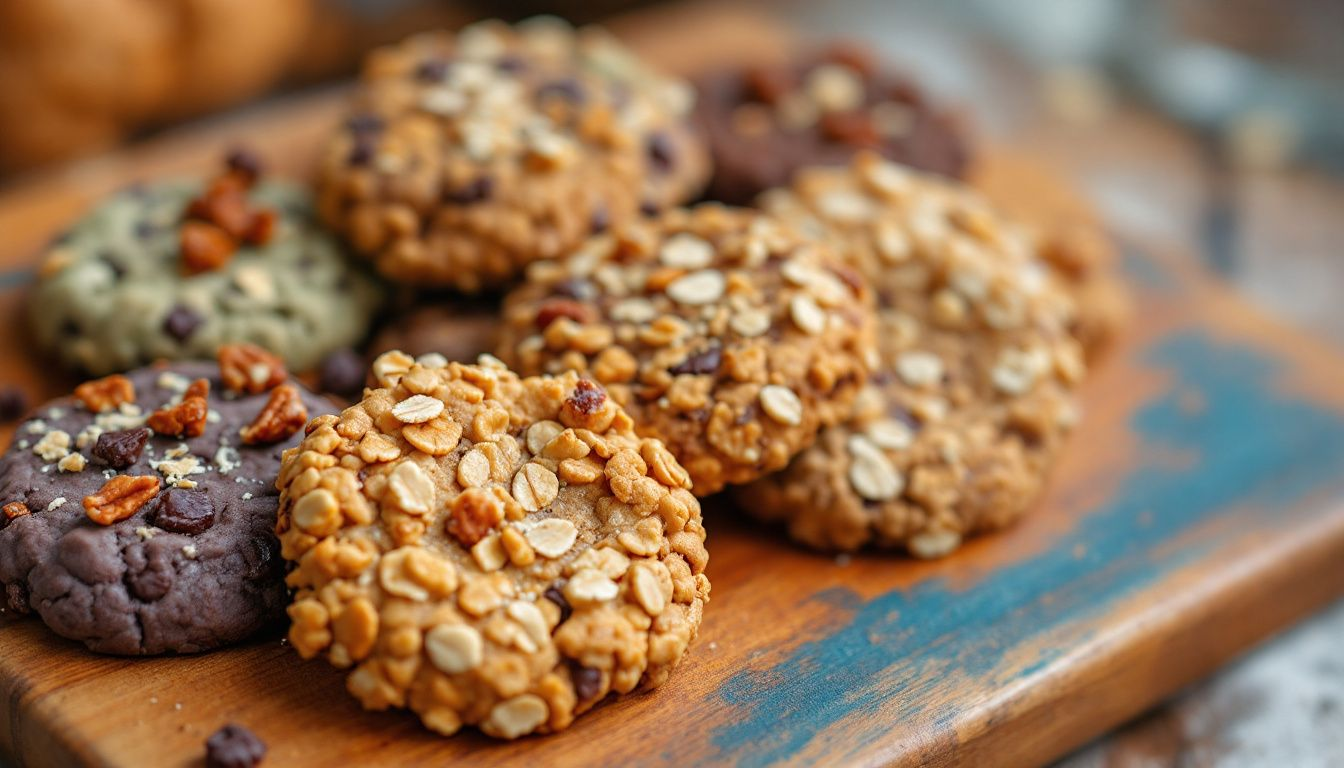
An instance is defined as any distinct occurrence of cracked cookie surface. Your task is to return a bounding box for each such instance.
[0,361,333,654]
[739,154,1088,555]
[278,354,710,739]
[496,204,878,496]
[316,18,709,292]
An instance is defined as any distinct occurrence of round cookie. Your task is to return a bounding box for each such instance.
[0,358,333,654]
[278,354,710,739]
[695,43,971,205]
[496,204,877,496]
[315,17,710,292]
[739,153,1087,556]
[30,156,384,376]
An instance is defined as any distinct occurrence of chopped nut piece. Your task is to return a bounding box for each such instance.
[239,384,307,445]
[180,220,237,275]
[449,488,504,546]
[3,502,29,520]
[218,343,287,395]
[74,374,136,413]
[147,379,209,438]
[84,475,162,526]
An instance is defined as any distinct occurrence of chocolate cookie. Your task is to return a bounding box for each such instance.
[496,204,878,496]
[315,18,710,292]
[739,154,1088,555]
[279,354,710,739]
[695,43,971,205]
[0,356,333,654]
[29,154,384,376]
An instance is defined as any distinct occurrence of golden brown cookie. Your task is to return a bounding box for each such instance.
[496,204,878,496]
[314,18,710,292]
[278,354,710,739]
[738,154,1089,555]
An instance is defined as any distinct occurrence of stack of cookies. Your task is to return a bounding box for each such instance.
[0,17,1124,746]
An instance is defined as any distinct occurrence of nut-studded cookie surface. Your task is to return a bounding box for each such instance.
[29,158,384,376]
[277,355,710,739]
[496,204,877,496]
[0,359,332,654]
[316,18,709,292]
[739,154,1087,555]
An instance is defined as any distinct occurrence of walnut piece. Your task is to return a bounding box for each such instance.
[84,475,162,526]
[218,342,287,395]
[3,501,30,520]
[180,221,237,275]
[73,374,136,413]
[147,378,210,438]
[240,384,307,445]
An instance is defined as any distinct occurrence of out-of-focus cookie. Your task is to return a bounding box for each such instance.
[496,204,877,496]
[29,154,383,376]
[367,300,502,365]
[315,18,710,292]
[0,353,333,654]
[695,43,971,205]
[739,154,1088,555]
[278,355,710,739]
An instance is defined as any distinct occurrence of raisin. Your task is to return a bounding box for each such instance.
[670,346,722,376]
[92,428,150,469]
[163,305,203,341]
[414,59,449,82]
[570,663,603,701]
[646,132,676,174]
[566,379,606,416]
[153,489,216,535]
[543,585,572,624]
[534,299,593,330]
[589,206,610,234]
[205,723,266,768]
[537,78,585,104]
[443,176,493,205]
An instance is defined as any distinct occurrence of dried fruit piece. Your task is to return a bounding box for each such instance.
[152,488,217,534]
[218,343,287,395]
[147,379,210,438]
[74,374,136,413]
[92,428,150,468]
[240,384,308,445]
[84,475,162,526]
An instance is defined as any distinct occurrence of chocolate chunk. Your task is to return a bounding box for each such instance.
[205,723,267,768]
[0,386,27,422]
[153,489,216,535]
[571,664,603,701]
[414,59,450,82]
[670,346,722,376]
[543,585,572,624]
[537,78,585,104]
[92,428,150,469]
[318,348,367,397]
[224,148,263,184]
[163,305,203,342]
[589,206,610,234]
[566,380,606,416]
[443,176,493,205]
[646,132,676,174]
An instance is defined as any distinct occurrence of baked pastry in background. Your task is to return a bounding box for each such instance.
[694,43,971,205]
[315,18,710,292]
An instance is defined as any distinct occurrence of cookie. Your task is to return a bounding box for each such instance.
[315,17,710,292]
[694,42,971,205]
[0,355,334,654]
[29,155,383,376]
[496,204,877,496]
[738,154,1088,555]
[278,354,710,739]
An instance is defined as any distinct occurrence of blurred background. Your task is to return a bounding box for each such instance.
[1,0,1341,764]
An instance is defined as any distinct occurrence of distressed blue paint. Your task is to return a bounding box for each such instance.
[710,331,1344,767]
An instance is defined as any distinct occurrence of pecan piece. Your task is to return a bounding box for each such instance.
[240,384,307,445]
[3,502,29,520]
[218,343,287,395]
[73,374,136,413]
[84,475,161,526]
[181,220,237,275]
[448,488,503,547]
[147,378,210,438]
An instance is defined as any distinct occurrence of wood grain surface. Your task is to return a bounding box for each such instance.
[3,5,1344,767]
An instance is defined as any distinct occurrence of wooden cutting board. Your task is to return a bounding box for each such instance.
[4,5,1344,767]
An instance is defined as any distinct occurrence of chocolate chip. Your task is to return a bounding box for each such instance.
[589,206,610,234]
[646,132,676,174]
[543,585,572,624]
[92,428,150,469]
[347,137,376,166]
[153,489,217,535]
[163,305,203,342]
[414,59,450,82]
[567,380,606,416]
[318,348,367,397]
[205,723,266,768]
[443,175,493,205]
[570,664,603,701]
[495,54,526,73]
[537,78,585,104]
[345,114,384,134]
[224,148,263,184]
[669,346,721,376]
[0,386,27,422]
[639,200,659,217]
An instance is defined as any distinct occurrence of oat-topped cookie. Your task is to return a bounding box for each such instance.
[29,152,384,376]
[739,154,1087,555]
[496,204,878,496]
[315,18,710,292]
[695,42,970,205]
[0,350,333,654]
[278,354,710,739]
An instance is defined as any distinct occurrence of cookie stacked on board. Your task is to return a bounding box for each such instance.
[0,16,1125,746]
